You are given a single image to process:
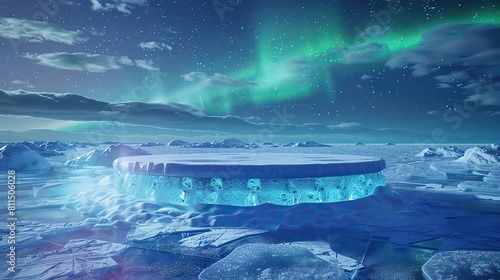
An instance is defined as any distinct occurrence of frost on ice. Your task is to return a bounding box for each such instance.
[198,243,349,280]
[422,251,500,280]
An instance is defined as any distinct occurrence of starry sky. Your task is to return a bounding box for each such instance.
[0,0,499,143]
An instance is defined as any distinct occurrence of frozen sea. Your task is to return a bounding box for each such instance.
[1,144,500,279]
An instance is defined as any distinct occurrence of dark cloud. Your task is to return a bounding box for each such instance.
[0,90,496,142]
[0,90,262,133]
[386,23,500,105]
[0,17,87,45]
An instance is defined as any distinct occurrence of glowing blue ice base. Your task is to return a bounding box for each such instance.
[113,153,387,206]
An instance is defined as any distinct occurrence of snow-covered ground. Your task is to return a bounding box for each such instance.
[1,142,500,279]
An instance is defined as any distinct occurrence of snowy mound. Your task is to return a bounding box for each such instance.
[199,243,349,280]
[456,144,500,165]
[422,251,500,280]
[416,146,464,158]
[65,144,150,167]
[294,141,330,147]
[0,143,51,171]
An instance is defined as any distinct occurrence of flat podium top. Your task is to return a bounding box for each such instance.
[113,153,386,179]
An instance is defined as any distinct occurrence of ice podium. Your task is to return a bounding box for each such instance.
[113,153,386,206]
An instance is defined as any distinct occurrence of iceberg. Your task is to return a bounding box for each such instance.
[113,153,386,206]
[294,141,330,147]
[456,144,500,164]
[167,139,191,146]
[0,143,51,171]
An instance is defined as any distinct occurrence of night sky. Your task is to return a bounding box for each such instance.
[0,0,499,143]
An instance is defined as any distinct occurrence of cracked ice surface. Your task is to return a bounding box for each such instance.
[5,239,128,280]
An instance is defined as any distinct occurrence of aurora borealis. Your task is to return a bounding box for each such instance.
[0,0,499,143]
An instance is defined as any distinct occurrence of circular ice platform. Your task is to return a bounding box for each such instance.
[113,153,386,179]
[113,154,387,206]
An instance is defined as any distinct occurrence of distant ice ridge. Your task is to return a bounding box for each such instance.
[456,144,500,165]
[167,138,259,148]
[165,138,331,148]
[115,171,386,206]
[0,143,51,171]
[416,146,464,157]
[65,144,150,167]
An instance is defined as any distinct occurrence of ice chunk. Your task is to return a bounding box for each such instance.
[198,243,349,280]
[179,228,268,248]
[128,223,209,241]
[62,238,128,255]
[286,241,364,272]
[416,146,464,157]
[422,251,500,280]
[456,144,500,165]
[0,143,51,171]
[12,239,127,280]
[65,144,150,167]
